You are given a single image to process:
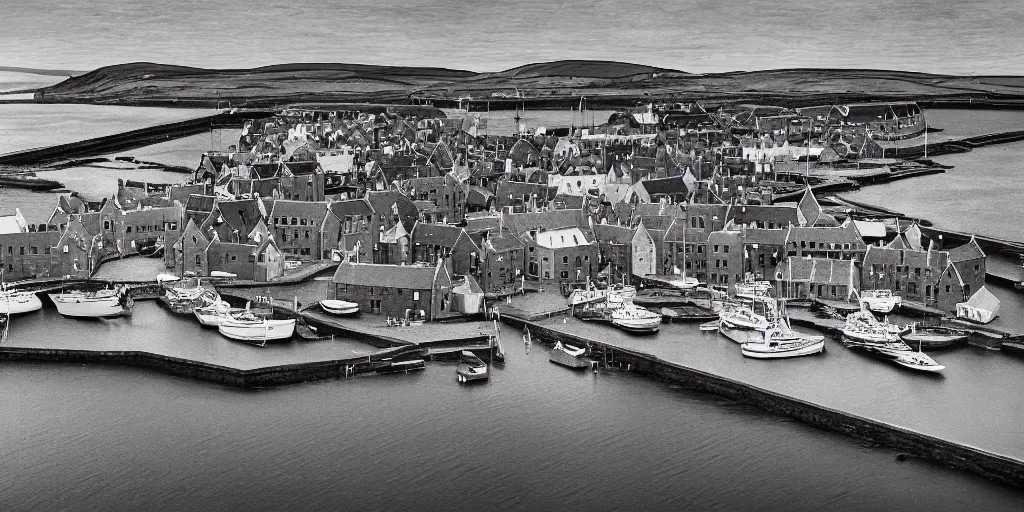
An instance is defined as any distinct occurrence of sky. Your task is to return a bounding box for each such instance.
[2,0,1022,75]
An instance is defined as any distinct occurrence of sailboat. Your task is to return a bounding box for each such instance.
[740,302,824,359]
[49,285,133,319]
[0,271,42,315]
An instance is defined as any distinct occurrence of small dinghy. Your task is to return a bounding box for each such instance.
[320,299,359,316]
[549,341,591,369]
[455,350,489,384]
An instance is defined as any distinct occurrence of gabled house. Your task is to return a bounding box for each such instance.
[479,229,526,296]
[200,198,267,244]
[775,256,860,301]
[54,216,100,278]
[169,219,214,275]
[324,198,375,263]
[331,259,458,322]
[268,200,329,260]
[116,205,182,257]
[205,236,284,282]
[409,222,481,277]
[785,220,866,261]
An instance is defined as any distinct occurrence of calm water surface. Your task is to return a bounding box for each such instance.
[0,315,1022,510]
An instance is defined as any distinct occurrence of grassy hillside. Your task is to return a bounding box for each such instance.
[33,60,1024,109]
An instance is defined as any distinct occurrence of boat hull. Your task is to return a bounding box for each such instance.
[0,292,43,315]
[218,319,296,342]
[549,348,591,369]
[718,320,765,344]
[741,338,825,359]
[320,300,359,316]
[456,364,489,383]
[48,294,130,319]
[611,317,661,333]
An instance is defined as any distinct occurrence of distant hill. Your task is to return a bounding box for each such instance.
[32,60,1024,109]
[0,66,83,77]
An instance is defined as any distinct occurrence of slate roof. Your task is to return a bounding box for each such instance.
[730,204,798,227]
[329,199,373,218]
[411,222,474,250]
[269,200,328,220]
[639,176,691,197]
[593,224,634,245]
[501,209,584,236]
[483,232,525,253]
[333,261,438,289]
[946,236,986,262]
[283,161,321,176]
[250,163,281,179]
[776,256,856,286]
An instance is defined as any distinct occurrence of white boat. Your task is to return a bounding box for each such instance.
[155,273,180,283]
[194,298,237,327]
[0,288,43,315]
[210,271,238,279]
[741,320,825,359]
[455,350,489,384]
[320,299,359,316]
[610,303,662,333]
[549,341,590,369]
[860,289,902,314]
[888,349,945,372]
[734,279,772,298]
[841,309,903,346]
[49,287,133,319]
[218,308,295,344]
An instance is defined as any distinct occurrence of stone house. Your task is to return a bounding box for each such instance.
[268,200,329,260]
[409,222,481,277]
[331,259,457,322]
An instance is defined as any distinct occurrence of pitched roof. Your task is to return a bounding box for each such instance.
[863,245,904,266]
[535,227,592,249]
[786,221,864,246]
[269,200,328,220]
[329,198,373,218]
[250,163,281,179]
[411,222,474,250]
[283,161,321,176]
[483,232,525,253]
[185,194,217,212]
[639,176,690,197]
[501,209,584,235]
[593,223,634,245]
[946,236,986,262]
[729,204,798,227]
[332,261,439,289]
[776,256,856,286]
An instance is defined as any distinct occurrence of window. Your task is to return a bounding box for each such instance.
[722,259,728,268]
[230,255,237,261]
[713,245,719,253]
[44,247,50,255]
[830,286,836,296]
[413,291,420,301]
[19,247,25,256]
[291,218,298,225]
[300,219,307,226]
[562,256,569,265]
[103,220,111,230]
[801,241,806,248]
[715,259,720,268]
[370,299,382,314]
[195,255,201,265]
[62,245,68,253]
[723,246,729,254]
[697,246,704,254]
[305,230,310,239]
[127,226,132,233]
[29,247,38,255]
[945,285,951,293]
[560,271,569,279]
[809,242,816,249]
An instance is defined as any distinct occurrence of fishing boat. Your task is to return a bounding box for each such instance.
[193,298,237,327]
[0,287,43,315]
[841,309,903,346]
[319,299,359,316]
[162,278,211,313]
[455,350,489,384]
[860,289,902,314]
[900,324,968,350]
[740,312,825,359]
[610,303,662,333]
[217,305,296,345]
[718,299,774,344]
[549,341,590,369]
[841,308,944,372]
[49,286,133,319]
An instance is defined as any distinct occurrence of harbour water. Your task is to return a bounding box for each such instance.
[1,310,1023,510]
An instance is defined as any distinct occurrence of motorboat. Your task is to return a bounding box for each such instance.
[741,321,825,359]
[320,299,359,316]
[610,303,662,333]
[841,308,943,372]
[549,341,591,369]
[841,309,903,347]
[455,350,489,384]
[0,287,43,315]
[193,298,237,327]
[217,307,296,345]
[162,278,211,313]
[860,289,902,314]
[718,300,773,343]
[49,287,133,319]
[734,279,772,298]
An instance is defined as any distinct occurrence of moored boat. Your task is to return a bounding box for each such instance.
[549,341,591,369]
[193,298,237,327]
[610,303,662,333]
[900,324,968,350]
[217,307,296,345]
[455,350,489,383]
[632,289,692,308]
[734,279,772,298]
[860,289,902,314]
[741,320,825,360]
[320,299,359,316]
[48,287,133,319]
[841,307,944,372]
[0,287,43,315]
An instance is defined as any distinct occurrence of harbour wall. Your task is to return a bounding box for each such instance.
[0,110,273,166]
[501,316,1024,490]
[0,344,427,389]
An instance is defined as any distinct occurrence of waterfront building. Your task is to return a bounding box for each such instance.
[861,236,986,312]
[409,222,481,278]
[0,229,61,280]
[478,229,526,297]
[53,216,102,279]
[116,205,183,257]
[205,236,285,282]
[774,256,860,301]
[784,221,867,261]
[331,259,458,322]
[323,198,375,263]
[267,200,329,261]
[168,219,212,276]
[199,198,268,244]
